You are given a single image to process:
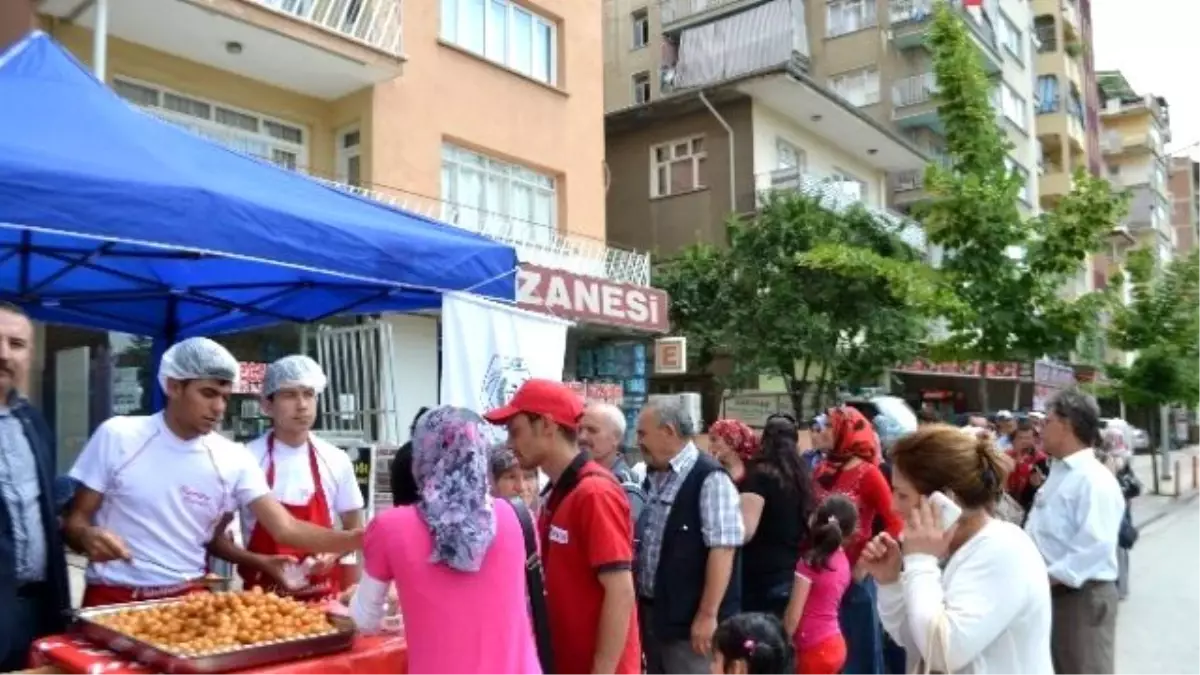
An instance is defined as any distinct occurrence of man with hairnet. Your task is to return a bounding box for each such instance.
[208,355,364,599]
[63,338,362,607]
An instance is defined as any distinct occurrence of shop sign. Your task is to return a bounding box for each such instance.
[894,359,1023,379]
[516,264,670,333]
[654,337,687,374]
[235,361,267,395]
[565,381,625,406]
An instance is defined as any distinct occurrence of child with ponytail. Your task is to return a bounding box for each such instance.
[783,494,858,674]
[711,612,796,674]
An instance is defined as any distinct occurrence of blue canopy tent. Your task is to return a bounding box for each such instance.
[0,32,518,407]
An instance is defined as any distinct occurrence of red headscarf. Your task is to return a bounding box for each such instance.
[709,418,760,461]
[826,406,881,465]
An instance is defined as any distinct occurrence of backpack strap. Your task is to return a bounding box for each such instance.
[508,497,556,674]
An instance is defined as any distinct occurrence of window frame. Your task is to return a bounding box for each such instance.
[632,71,651,104]
[440,142,559,244]
[829,167,868,201]
[999,12,1024,64]
[650,135,707,198]
[775,137,806,171]
[440,0,559,86]
[826,0,877,38]
[112,76,308,171]
[829,67,881,107]
[632,8,650,49]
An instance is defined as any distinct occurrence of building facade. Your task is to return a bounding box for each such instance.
[603,0,1041,216]
[1032,0,1088,209]
[1097,71,1174,265]
[1168,156,1199,255]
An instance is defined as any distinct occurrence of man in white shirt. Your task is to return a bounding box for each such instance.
[209,355,364,598]
[64,338,361,607]
[1024,389,1125,674]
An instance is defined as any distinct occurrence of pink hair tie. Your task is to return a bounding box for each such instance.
[743,638,756,652]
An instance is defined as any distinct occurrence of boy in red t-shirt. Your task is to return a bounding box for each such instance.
[485,379,642,674]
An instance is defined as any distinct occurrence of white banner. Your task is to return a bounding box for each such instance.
[440,293,571,426]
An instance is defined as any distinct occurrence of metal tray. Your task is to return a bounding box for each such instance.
[72,598,356,674]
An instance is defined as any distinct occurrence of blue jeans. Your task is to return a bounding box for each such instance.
[838,577,884,674]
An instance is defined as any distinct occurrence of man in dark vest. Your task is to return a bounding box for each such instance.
[0,303,71,670]
[634,399,743,674]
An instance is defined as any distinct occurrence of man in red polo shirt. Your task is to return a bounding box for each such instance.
[484,379,640,674]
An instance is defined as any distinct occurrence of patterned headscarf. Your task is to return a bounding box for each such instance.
[827,406,881,465]
[411,406,496,573]
[709,418,760,461]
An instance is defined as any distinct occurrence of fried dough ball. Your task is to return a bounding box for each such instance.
[90,589,338,656]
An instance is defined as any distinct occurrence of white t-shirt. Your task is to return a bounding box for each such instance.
[238,433,364,542]
[69,413,271,588]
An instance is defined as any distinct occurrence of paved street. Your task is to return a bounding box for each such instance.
[1117,495,1200,674]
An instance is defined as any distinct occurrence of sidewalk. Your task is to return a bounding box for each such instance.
[1129,445,1199,528]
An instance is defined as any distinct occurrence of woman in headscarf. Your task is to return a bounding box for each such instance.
[349,406,540,674]
[709,417,761,484]
[812,406,904,674]
[717,415,816,619]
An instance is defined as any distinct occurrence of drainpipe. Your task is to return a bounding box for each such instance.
[699,90,737,214]
[92,0,108,81]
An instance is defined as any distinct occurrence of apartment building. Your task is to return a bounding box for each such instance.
[34,0,647,289]
[1168,156,1199,254]
[604,0,1041,217]
[1097,71,1175,265]
[1031,0,1088,208]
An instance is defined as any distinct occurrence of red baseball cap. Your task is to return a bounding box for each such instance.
[483,379,584,430]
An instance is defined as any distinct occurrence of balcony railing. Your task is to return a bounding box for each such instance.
[668,0,809,91]
[890,0,998,51]
[893,72,938,108]
[759,168,927,250]
[251,0,404,56]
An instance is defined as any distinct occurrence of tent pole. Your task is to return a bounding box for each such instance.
[92,0,108,81]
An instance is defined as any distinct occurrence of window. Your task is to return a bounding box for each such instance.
[826,0,876,37]
[829,169,867,201]
[829,67,880,106]
[441,0,558,85]
[441,143,557,245]
[999,13,1023,63]
[998,82,1027,129]
[633,71,651,104]
[1007,158,1033,204]
[112,78,307,171]
[651,136,707,197]
[337,127,362,187]
[632,8,649,49]
[776,138,806,171]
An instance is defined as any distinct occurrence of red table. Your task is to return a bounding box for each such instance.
[28,633,408,674]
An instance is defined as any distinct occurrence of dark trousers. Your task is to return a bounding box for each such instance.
[1051,580,1119,674]
[838,577,884,674]
[742,580,792,620]
[0,593,52,671]
[638,599,712,675]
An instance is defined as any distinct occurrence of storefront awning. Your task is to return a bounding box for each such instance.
[0,32,517,339]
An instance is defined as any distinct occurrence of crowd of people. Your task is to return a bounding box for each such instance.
[0,297,1138,674]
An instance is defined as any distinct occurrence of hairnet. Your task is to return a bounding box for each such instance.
[157,337,239,392]
[262,355,328,398]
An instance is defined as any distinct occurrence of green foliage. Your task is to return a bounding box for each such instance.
[919,2,1128,406]
[652,188,940,415]
[1106,248,1200,406]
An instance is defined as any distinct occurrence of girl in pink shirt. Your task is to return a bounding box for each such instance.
[784,494,858,675]
[350,407,541,674]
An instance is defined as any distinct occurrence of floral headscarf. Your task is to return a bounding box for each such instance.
[411,406,496,573]
[709,418,760,461]
[826,406,881,465]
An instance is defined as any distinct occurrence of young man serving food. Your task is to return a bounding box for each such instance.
[208,355,364,598]
[64,338,361,607]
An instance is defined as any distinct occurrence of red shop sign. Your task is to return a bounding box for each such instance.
[516,263,670,333]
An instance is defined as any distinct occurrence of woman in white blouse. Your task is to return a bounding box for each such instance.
[860,425,1053,674]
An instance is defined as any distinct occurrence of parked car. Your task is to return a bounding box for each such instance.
[1101,418,1135,458]
[1132,427,1151,453]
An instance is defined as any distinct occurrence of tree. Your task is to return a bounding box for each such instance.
[1106,248,1200,408]
[654,188,944,418]
[919,2,1128,410]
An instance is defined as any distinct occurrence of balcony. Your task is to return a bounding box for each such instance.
[39,0,404,100]
[665,0,809,92]
[1100,131,1160,157]
[756,168,926,250]
[1040,166,1074,199]
[1060,0,1080,41]
[889,0,1002,74]
[1038,112,1086,154]
[892,73,943,132]
[659,0,780,32]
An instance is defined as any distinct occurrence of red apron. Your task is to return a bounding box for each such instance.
[82,582,205,608]
[238,434,340,600]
